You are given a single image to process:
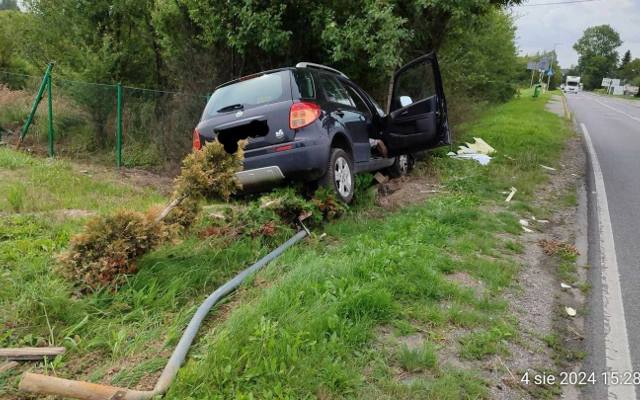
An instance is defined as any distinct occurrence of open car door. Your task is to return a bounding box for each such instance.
[381,52,451,157]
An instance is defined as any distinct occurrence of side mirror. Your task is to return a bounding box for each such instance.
[399,96,413,107]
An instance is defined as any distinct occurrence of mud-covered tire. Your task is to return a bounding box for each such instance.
[385,154,414,178]
[319,148,355,204]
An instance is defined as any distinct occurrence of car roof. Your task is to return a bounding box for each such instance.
[215,63,347,90]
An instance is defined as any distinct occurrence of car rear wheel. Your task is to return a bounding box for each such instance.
[320,148,354,204]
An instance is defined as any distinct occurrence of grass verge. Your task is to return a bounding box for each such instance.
[0,90,572,399]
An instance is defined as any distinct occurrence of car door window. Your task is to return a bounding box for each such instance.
[318,74,353,107]
[391,61,436,112]
[344,85,372,118]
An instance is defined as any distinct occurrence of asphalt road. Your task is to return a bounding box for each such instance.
[566,92,640,399]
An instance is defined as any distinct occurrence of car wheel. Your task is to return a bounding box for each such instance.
[386,154,414,178]
[320,148,354,204]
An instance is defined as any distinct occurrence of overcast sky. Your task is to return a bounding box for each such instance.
[513,0,640,68]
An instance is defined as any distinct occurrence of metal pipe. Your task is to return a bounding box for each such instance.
[20,229,309,400]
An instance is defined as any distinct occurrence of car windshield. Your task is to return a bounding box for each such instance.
[567,81,578,86]
[203,71,289,119]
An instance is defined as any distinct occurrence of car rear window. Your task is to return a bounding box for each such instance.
[203,71,290,119]
[567,81,578,86]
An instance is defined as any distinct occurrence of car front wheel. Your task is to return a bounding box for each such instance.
[386,154,414,178]
[320,148,354,204]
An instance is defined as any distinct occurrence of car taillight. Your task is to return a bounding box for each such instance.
[192,128,202,150]
[289,102,321,130]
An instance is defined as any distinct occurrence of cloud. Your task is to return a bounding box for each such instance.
[513,0,640,68]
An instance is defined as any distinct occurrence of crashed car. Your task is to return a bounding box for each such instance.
[193,52,451,203]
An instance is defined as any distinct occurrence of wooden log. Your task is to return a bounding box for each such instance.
[0,347,65,361]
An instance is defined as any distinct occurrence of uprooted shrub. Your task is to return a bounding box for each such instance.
[58,210,176,290]
[60,141,244,292]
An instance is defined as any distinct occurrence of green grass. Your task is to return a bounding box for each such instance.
[397,342,438,372]
[0,91,573,398]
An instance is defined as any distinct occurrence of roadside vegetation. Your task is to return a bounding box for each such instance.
[1,1,522,166]
[0,91,574,398]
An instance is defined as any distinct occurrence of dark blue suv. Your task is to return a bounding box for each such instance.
[194,52,450,203]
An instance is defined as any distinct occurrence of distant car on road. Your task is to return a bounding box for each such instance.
[193,52,451,203]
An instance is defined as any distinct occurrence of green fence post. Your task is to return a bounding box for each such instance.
[116,82,123,168]
[47,73,54,157]
[18,63,53,147]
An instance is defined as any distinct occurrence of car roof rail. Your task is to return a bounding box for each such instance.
[295,62,348,78]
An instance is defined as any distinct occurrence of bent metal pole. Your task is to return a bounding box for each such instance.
[20,229,309,400]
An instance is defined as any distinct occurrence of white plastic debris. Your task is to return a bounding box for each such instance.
[505,187,517,202]
[519,219,529,227]
[565,307,577,317]
[522,226,533,233]
[449,138,495,165]
[457,137,496,155]
[560,282,573,290]
[540,164,556,171]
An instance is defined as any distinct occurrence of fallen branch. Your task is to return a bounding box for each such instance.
[0,347,65,361]
[0,361,19,373]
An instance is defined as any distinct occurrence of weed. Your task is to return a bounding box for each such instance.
[6,183,27,212]
[397,341,438,372]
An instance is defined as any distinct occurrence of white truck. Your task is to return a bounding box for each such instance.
[564,76,581,94]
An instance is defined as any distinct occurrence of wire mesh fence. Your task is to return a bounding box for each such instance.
[0,67,208,170]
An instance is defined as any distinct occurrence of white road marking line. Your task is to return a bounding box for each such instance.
[581,122,637,400]
[587,94,640,123]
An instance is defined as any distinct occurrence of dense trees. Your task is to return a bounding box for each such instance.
[1,1,524,153]
[3,1,522,98]
[573,25,622,90]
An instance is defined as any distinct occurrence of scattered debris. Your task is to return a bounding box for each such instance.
[560,282,573,290]
[539,164,557,171]
[0,361,19,373]
[519,219,529,227]
[0,347,65,361]
[448,152,492,165]
[373,172,388,184]
[457,137,496,155]
[505,187,517,202]
[522,226,533,233]
[448,137,495,165]
[539,239,579,257]
[565,307,577,317]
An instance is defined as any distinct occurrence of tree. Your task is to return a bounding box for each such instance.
[573,25,622,89]
[620,50,632,68]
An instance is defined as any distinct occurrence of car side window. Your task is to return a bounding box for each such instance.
[392,61,436,111]
[292,69,315,99]
[344,84,372,117]
[317,74,353,107]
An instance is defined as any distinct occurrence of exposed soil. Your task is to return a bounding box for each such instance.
[69,161,175,196]
[376,174,441,210]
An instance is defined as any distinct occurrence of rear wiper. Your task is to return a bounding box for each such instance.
[217,103,244,113]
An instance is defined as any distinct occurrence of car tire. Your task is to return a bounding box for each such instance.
[320,148,355,204]
[385,154,414,178]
